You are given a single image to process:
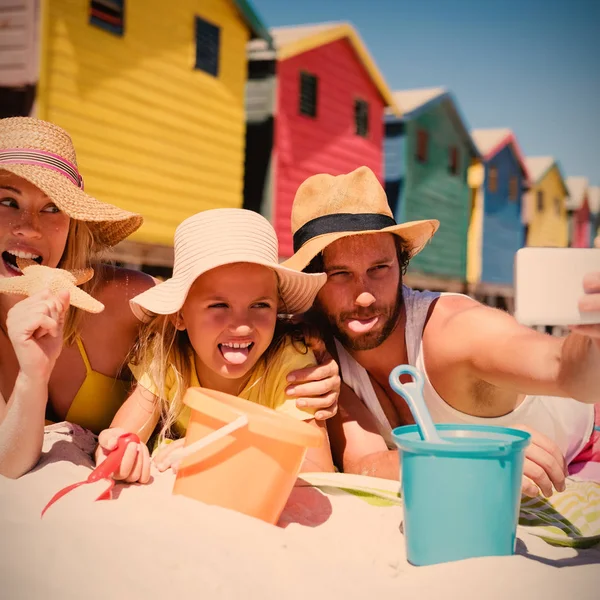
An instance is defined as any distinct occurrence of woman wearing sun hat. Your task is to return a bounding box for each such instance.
[0,116,152,477]
[0,118,341,478]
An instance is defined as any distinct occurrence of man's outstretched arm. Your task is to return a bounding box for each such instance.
[429,290,600,407]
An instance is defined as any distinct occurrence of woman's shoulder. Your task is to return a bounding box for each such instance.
[93,264,155,321]
[95,264,155,293]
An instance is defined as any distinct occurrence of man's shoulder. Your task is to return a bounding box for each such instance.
[429,293,484,323]
[423,294,495,357]
[436,293,480,310]
[424,292,526,360]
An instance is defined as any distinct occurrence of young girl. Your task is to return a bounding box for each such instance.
[97,209,335,481]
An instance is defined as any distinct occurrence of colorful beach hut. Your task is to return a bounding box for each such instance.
[522,157,569,248]
[243,22,399,258]
[1,0,271,266]
[566,177,591,248]
[467,128,529,298]
[384,87,480,291]
[0,1,38,118]
[588,186,600,247]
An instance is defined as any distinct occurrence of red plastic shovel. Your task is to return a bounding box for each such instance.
[41,432,140,518]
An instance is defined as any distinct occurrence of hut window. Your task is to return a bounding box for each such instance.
[194,16,220,77]
[488,166,498,192]
[448,146,459,175]
[416,129,428,163]
[299,72,318,118]
[90,0,125,36]
[536,190,544,212]
[509,176,518,201]
[354,99,369,138]
[554,197,561,215]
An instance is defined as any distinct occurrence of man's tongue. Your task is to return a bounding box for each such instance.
[347,316,378,333]
[220,345,250,365]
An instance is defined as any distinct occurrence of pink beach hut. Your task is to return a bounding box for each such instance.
[566,177,590,248]
[588,186,600,246]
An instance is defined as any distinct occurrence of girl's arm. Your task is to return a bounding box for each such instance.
[299,419,335,473]
[0,291,69,478]
[110,383,160,443]
[95,383,160,483]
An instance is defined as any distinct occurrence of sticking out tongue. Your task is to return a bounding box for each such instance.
[347,316,379,333]
[219,345,251,365]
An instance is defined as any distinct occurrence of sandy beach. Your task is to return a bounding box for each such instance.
[0,423,598,599]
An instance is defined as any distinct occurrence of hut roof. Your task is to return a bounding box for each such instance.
[388,87,479,156]
[471,128,529,179]
[588,186,600,215]
[565,176,589,211]
[524,156,568,195]
[248,21,399,113]
[233,0,272,43]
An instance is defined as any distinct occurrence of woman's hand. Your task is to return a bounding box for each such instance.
[7,289,69,382]
[96,427,151,484]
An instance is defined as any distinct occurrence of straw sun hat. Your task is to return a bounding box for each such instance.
[130,209,326,321]
[283,166,440,272]
[0,117,142,249]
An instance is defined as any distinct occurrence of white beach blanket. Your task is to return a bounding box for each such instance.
[0,423,598,600]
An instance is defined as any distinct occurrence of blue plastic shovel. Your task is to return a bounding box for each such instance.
[388,364,446,443]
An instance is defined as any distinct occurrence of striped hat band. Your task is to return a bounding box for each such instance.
[0,148,84,189]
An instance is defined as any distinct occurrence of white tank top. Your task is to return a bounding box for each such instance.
[335,286,594,464]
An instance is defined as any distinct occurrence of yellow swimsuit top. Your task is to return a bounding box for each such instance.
[45,337,131,435]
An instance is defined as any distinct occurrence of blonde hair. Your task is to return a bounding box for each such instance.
[130,315,192,442]
[130,311,310,443]
[58,219,102,345]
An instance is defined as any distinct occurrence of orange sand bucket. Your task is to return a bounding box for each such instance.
[172,387,322,524]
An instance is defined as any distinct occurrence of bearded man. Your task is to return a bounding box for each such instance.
[284,166,600,497]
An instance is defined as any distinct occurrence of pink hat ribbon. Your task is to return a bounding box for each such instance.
[0,148,84,189]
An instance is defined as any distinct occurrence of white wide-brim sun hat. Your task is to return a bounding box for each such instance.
[130,209,326,321]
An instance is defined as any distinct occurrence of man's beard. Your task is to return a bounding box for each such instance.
[318,289,404,352]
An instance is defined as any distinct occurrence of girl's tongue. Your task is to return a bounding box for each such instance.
[219,343,253,365]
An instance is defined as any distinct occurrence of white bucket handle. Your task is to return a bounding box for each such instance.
[169,414,249,469]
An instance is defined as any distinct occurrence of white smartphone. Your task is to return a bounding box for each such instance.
[514,247,600,326]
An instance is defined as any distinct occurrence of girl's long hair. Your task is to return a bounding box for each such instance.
[129,315,193,442]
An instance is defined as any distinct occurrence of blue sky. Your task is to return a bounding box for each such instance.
[252,0,600,185]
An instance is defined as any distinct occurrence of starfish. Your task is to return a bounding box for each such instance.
[0,258,105,313]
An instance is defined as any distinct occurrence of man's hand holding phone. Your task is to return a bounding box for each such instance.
[570,238,600,345]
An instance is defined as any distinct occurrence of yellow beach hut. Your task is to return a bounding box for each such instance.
[522,157,569,248]
[1,0,272,266]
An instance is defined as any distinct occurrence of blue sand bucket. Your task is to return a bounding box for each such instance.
[393,423,531,566]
